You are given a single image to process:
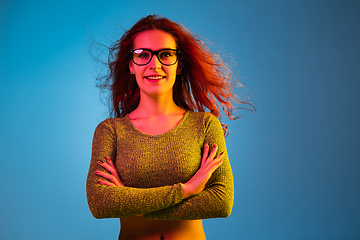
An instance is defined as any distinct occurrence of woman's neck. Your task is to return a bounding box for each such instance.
[131,92,185,119]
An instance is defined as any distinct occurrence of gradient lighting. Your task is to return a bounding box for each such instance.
[0,0,359,239]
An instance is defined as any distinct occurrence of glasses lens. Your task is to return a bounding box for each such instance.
[158,50,178,65]
[132,49,151,65]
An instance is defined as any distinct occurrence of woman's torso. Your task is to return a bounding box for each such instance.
[119,111,206,239]
[106,111,225,239]
[114,111,205,189]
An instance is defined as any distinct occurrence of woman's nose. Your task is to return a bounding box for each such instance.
[148,54,162,69]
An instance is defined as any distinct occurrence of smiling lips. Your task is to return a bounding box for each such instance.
[145,75,165,80]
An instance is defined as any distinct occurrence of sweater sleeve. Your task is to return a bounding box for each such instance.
[143,114,234,220]
[86,119,183,219]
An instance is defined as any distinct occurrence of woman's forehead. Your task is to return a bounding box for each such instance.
[133,30,177,50]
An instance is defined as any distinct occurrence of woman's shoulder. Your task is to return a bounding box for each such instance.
[184,111,224,137]
[187,111,220,123]
[95,116,131,132]
[184,111,222,131]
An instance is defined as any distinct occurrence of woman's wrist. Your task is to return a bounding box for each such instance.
[180,183,193,199]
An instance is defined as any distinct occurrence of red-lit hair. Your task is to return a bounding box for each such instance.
[98,14,254,135]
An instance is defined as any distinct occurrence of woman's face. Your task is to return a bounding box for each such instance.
[129,29,180,98]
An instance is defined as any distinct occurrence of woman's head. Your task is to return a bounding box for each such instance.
[129,29,181,100]
[101,14,253,135]
[105,15,187,117]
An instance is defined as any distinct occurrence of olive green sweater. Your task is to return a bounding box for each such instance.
[86,111,234,220]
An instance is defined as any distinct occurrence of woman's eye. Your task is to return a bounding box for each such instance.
[139,53,150,58]
[160,51,174,58]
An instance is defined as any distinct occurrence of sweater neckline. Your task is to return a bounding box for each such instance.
[125,111,190,137]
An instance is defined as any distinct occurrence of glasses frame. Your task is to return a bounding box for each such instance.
[130,48,180,66]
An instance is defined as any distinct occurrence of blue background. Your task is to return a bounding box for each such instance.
[1,0,359,239]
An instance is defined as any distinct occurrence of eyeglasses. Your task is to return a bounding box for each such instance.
[131,48,180,66]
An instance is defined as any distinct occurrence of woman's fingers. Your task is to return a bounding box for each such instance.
[201,143,209,167]
[98,158,115,174]
[199,144,224,180]
[106,156,116,169]
[207,143,218,161]
[95,170,120,185]
[182,143,224,199]
[95,170,115,181]
[96,156,125,187]
[97,179,115,186]
[205,152,224,172]
[105,157,122,179]
[200,154,223,178]
[202,143,222,169]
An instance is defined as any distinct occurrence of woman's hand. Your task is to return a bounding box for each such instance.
[96,156,125,187]
[181,143,224,199]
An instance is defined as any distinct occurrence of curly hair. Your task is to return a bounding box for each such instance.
[97,14,254,135]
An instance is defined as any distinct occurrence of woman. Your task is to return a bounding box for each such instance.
[86,15,248,240]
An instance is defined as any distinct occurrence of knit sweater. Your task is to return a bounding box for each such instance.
[86,111,234,220]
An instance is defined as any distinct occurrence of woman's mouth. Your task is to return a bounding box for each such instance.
[145,75,165,81]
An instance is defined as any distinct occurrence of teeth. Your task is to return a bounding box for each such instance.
[146,76,164,80]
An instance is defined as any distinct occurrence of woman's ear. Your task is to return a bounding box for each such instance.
[129,62,134,75]
[176,61,183,75]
